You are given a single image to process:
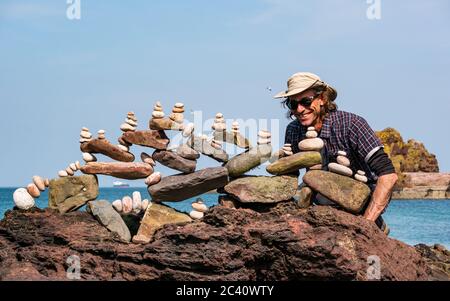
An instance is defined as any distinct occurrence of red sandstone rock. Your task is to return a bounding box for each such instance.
[80,162,153,180]
[80,139,134,162]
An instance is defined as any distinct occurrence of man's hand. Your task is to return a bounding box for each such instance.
[363,173,398,222]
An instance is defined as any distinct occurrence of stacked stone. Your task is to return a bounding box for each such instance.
[58,161,82,178]
[212,113,226,132]
[112,191,149,215]
[12,175,50,210]
[152,102,165,119]
[169,103,184,124]
[257,130,271,145]
[328,150,353,177]
[299,127,324,170]
[80,127,92,143]
[119,113,137,151]
[355,170,368,183]
[189,198,208,220]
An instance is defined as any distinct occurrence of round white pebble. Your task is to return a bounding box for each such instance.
[13,188,35,210]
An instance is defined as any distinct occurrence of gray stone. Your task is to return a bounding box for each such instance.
[224,175,298,203]
[225,145,272,178]
[49,175,99,214]
[148,167,229,202]
[86,200,131,242]
[266,151,322,175]
[176,144,200,160]
[187,136,229,163]
[152,150,196,173]
[303,170,371,214]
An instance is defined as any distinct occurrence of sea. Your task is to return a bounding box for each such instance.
[1,187,449,249]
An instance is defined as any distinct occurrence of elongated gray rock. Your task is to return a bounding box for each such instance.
[303,170,371,214]
[80,162,153,179]
[225,145,272,178]
[266,151,322,175]
[121,130,169,150]
[213,131,251,149]
[152,150,196,174]
[49,175,99,214]
[187,136,229,163]
[224,175,298,203]
[148,167,229,202]
[86,200,131,242]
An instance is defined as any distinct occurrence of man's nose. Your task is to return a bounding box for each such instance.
[296,104,306,113]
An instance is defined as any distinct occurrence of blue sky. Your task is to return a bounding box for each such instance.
[1,0,449,187]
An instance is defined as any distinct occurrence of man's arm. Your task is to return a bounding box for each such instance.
[363,173,398,221]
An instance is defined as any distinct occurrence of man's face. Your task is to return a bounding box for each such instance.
[289,89,324,127]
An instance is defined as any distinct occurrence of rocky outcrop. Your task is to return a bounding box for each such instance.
[376,128,439,173]
[392,172,450,199]
[0,204,445,281]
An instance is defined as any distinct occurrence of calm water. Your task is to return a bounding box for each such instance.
[1,187,449,248]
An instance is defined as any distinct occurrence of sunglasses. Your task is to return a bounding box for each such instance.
[287,95,317,110]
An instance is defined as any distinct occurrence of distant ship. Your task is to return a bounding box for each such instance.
[113,181,129,188]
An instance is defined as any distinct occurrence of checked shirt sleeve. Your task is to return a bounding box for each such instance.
[349,115,383,163]
[284,122,301,154]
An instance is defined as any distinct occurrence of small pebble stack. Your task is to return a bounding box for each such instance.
[282,143,293,156]
[328,150,353,177]
[170,103,184,124]
[212,113,226,132]
[189,198,208,220]
[13,175,50,210]
[231,121,239,134]
[298,127,324,170]
[58,161,82,178]
[79,127,92,144]
[152,102,165,119]
[354,170,368,183]
[257,130,271,145]
[112,191,150,215]
[120,112,138,133]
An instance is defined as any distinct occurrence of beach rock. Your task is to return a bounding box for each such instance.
[122,196,133,214]
[32,176,46,191]
[117,144,129,152]
[152,150,197,174]
[133,203,192,244]
[338,151,347,156]
[97,130,106,139]
[192,200,208,213]
[149,118,183,131]
[80,162,153,180]
[189,210,204,220]
[298,138,324,151]
[80,139,135,162]
[86,200,131,243]
[266,151,322,175]
[355,174,368,183]
[225,145,272,178]
[58,170,68,177]
[182,123,194,138]
[120,123,136,132]
[145,172,162,186]
[152,111,165,118]
[12,188,35,210]
[132,191,142,213]
[294,186,313,209]
[337,156,351,167]
[213,131,251,149]
[142,199,149,211]
[257,138,271,145]
[188,136,229,163]
[48,175,99,214]
[69,163,78,172]
[303,170,371,214]
[44,178,50,187]
[26,183,40,198]
[82,152,97,163]
[112,199,123,212]
[65,167,74,176]
[148,167,229,202]
[328,162,353,177]
[309,164,322,170]
[140,152,156,166]
[224,175,298,203]
[176,144,200,160]
[306,131,318,138]
[121,130,169,150]
[0,204,437,280]
[357,170,366,176]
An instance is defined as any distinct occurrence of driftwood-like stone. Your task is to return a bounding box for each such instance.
[80,139,135,162]
[149,118,183,131]
[152,150,196,174]
[121,130,169,150]
[80,162,153,180]
[213,131,251,149]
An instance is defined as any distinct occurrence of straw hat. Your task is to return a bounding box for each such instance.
[274,72,337,101]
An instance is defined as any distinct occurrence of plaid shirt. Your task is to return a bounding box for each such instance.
[285,110,383,183]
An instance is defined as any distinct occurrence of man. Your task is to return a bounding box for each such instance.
[274,72,398,233]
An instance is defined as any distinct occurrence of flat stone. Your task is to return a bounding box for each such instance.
[152,150,196,173]
[27,183,40,198]
[309,164,323,170]
[258,131,271,138]
[169,113,184,123]
[213,131,251,149]
[295,186,313,209]
[80,162,153,180]
[355,174,368,183]
[188,136,229,163]
[152,111,165,118]
[145,172,161,186]
[126,118,138,127]
[80,139,135,162]
[328,162,353,177]
[337,156,350,167]
[69,163,77,171]
[176,144,200,160]
[303,170,371,214]
[49,175,99,214]
[86,200,131,242]
[357,170,366,176]
[32,176,46,191]
[133,203,192,243]
[82,152,97,162]
[120,123,136,132]
[149,118,183,131]
[257,138,271,145]
[13,188,35,210]
[192,201,208,212]
[298,138,324,151]
[121,130,169,150]
[266,151,322,175]
[172,107,184,113]
[189,210,204,219]
[307,127,316,131]
[58,170,68,177]
[149,167,229,202]
[338,151,347,156]
[224,175,298,203]
[80,131,92,139]
[117,144,129,152]
[65,167,74,176]
[306,131,318,138]
[225,145,272,178]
